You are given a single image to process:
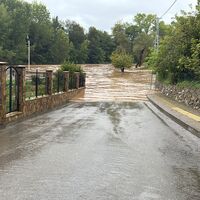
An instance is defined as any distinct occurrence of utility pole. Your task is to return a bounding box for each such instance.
[154,0,178,51]
[27,35,31,71]
[155,17,160,51]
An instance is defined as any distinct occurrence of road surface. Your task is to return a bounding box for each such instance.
[0,65,199,200]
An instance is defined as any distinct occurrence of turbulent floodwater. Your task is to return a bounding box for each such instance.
[0,65,200,200]
[76,64,155,102]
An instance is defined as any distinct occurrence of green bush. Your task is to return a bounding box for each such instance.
[60,61,83,74]
[111,51,132,70]
[146,48,158,72]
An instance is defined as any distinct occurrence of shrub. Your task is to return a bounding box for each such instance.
[111,51,132,71]
[146,48,158,72]
[60,61,83,74]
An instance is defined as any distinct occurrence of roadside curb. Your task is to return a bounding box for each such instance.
[147,95,200,138]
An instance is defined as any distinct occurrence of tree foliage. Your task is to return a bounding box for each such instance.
[134,13,156,35]
[111,51,132,70]
[112,22,132,53]
[112,13,157,67]
[87,27,115,64]
[0,0,116,65]
[1,0,198,74]
[147,1,200,84]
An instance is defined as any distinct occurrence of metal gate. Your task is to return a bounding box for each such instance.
[6,66,19,113]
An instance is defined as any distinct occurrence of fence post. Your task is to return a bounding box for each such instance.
[0,62,7,125]
[46,70,53,95]
[35,70,38,97]
[63,71,69,92]
[57,71,60,93]
[15,66,26,112]
[75,72,80,89]
[83,73,86,87]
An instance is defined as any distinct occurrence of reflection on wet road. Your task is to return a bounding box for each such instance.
[0,102,200,200]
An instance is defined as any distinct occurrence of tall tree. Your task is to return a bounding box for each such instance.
[134,13,156,34]
[133,33,154,67]
[98,31,116,62]
[1,0,32,64]
[132,13,156,66]
[0,4,13,61]
[112,22,131,53]
[65,20,87,63]
[29,2,53,64]
[65,20,85,48]
[87,27,105,64]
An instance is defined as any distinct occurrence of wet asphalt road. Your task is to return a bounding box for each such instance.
[0,65,200,199]
[0,102,200,200]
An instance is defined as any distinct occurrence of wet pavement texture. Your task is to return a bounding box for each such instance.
[0,65,200,200]
[0,102,200,200]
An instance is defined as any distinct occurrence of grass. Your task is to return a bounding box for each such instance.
[176,81,200,89]
[25,80,46,99]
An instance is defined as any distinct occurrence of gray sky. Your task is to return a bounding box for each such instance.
[25,0,196,32]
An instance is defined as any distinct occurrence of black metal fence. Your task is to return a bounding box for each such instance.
[25,70,85,99]
[53,71,64,94]
[79,73,86,88]
[6,66,19,113]
[26,70,46,99]
[69,73,77,90]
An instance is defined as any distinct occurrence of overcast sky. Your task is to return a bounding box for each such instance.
[25,0,196,32]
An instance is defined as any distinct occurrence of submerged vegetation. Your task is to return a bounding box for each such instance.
[111,51,132,71]
[60,61,83,74]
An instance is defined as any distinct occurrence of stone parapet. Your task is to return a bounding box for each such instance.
[5,88,85,125]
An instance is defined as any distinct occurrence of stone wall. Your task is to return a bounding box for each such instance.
[5,88,84,124]
[157,83,200,111]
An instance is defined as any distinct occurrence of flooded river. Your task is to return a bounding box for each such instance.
[76,64,155,102]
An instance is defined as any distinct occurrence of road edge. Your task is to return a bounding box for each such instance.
[146,95,200,138]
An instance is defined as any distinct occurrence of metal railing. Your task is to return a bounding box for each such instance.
[69,73,77,90]
[26,70,46,99]
[25,70,85,99]
[79,73,86,88]
[53,71,64,94]
[6,66,19,113]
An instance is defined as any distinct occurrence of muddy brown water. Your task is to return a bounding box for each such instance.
[75,64,155,102]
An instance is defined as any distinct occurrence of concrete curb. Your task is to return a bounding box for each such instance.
[147,95,200,138]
